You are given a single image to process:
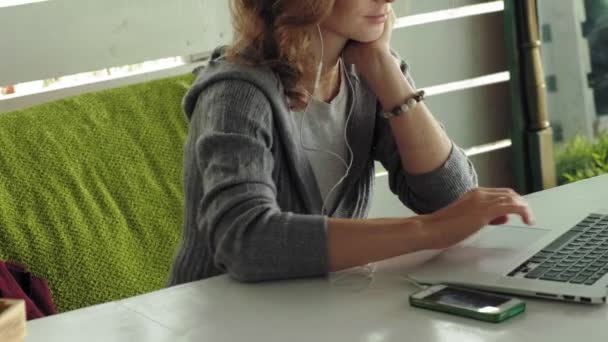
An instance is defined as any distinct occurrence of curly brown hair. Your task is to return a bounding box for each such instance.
[226,0,335,110]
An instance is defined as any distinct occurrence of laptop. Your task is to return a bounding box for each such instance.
[408,212,608,304]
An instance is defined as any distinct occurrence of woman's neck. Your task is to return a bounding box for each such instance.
[307,27,348,103]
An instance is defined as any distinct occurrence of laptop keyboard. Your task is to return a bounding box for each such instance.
[509,213,608,286]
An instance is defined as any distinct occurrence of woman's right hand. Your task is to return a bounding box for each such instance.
[419,188,535,250]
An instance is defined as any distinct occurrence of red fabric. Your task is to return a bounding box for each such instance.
[0,261,57,320]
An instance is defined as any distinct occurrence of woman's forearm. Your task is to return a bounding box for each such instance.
[357,49,453,175]
[326,216,430,272]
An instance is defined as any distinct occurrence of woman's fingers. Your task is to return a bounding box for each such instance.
[489,201,535,226]
[467,188,521,203]
[489,215,509,225]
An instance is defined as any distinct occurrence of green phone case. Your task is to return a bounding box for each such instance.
[409,295,526,323]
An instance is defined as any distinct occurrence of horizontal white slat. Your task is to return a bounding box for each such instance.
[393,0,492,16]
[0,0,230,85]
[0,0,48,8]
[424,71,510,96]
[428,82,512,149]
[395,1,504,28]
[392,12,507,87]
[465,139,512,157]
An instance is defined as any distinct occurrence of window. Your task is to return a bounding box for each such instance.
[586,0,608,116]
[539,0,608,185]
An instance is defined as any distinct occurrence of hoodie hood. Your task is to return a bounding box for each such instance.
[181,46,286,122]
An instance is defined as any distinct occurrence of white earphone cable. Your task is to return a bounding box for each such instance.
[298,24,355,216]
[301,26,379,290]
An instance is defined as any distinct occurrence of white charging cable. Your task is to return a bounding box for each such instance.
[402,276,429,290]
[330,262,378,291]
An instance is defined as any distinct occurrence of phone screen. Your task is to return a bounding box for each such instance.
[425,287,510,311]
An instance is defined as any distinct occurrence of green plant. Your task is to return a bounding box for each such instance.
[555,133,608,185]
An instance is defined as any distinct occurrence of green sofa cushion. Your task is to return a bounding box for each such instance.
[0,73,195,312]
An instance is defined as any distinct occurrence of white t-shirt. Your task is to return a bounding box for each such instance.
[293,61,351,214]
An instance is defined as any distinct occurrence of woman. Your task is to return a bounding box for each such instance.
[168,0,534,285]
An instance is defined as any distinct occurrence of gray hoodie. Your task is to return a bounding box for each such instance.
[168,46,478,284]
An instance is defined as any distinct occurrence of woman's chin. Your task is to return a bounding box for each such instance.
[349,31,384,44]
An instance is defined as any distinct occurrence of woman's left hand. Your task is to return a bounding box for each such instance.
[343,6,396,66]
[368,6,396,52]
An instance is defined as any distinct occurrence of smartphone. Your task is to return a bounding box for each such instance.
[409,285,526,323]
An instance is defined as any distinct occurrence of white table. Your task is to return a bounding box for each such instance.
[27,175,608,342]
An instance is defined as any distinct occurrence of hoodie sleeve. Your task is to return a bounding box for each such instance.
[371,51,478,214]
[188,79,328,282]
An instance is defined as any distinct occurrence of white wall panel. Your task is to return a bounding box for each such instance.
[392,12,507,87]
[0,0,231,85]
[428,83,511,149]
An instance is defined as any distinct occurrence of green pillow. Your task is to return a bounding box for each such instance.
[0,73,194,312]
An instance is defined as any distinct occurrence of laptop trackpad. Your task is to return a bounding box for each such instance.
[430,225,550,273]
[461,225,549,249]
